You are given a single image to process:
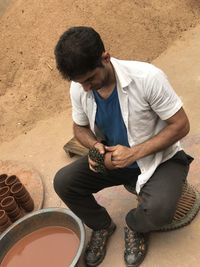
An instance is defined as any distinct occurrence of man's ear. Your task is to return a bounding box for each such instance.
[102,51,111,63]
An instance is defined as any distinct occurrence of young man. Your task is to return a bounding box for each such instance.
[54,26,193,267]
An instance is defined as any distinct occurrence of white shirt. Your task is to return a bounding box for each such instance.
[70,57,183,193]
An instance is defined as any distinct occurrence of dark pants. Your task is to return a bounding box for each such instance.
[53,150,193,233]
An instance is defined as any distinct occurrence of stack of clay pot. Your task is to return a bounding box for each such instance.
[0,173,34,232]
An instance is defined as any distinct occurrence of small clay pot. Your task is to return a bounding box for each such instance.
[8,208,23,222]
[15,191,31,203]
[0,209,12,231]
[0,174,8,188]
[1,196,19,212]
[20,198,34,212]
[5,175,20,188]
[104,152,117,170]
[11,211,23,222]
[10,182,27,197]
[0,186,10,202]
[0,209,11,225]
[0,219,12,232]
[7,205,21,218]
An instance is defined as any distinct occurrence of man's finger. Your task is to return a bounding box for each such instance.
[105,146,116,152]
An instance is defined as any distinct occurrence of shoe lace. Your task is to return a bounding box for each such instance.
[124,227,145,254]
[87,229,108,254]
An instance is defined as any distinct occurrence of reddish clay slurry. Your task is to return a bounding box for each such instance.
[0,186,10,202]
[10,182,27,197]
[1,196,19,212]
[1,226,80,267]
[5,175,20,187]
[0,174,8,188]
[0,209,12,232]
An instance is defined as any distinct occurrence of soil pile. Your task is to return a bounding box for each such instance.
[0,0,200,143]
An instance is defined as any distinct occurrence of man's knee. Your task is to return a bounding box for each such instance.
[53,167,73,197]
[145,198,175,228]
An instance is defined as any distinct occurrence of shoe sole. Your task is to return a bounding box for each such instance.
[85,224,117,267]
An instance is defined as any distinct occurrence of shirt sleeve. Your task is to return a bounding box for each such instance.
[70,82,89,126]
[145,70,183,120]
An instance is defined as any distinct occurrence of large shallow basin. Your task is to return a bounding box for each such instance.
[0,207,85,267]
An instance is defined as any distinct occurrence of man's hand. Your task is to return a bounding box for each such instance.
[105,145,137,168]
[88,142,105,172]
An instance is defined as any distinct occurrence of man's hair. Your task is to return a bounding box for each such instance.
[54,26,105,80]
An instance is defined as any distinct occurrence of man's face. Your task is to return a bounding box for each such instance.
[73,63,110,92]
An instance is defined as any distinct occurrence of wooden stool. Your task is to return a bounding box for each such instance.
[124,182,200,231]
[63,137,88,158]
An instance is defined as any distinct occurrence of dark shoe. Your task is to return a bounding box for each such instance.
[84,221,116,267]
[124,227,148,267]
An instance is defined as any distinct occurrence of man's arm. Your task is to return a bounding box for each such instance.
[105,107,190,168]
[131,107,189,159]
[73,123,98,149]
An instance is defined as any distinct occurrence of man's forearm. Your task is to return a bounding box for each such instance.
[132,122,189,160]
[73,123,98,149]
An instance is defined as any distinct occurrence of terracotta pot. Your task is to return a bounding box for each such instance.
[0,210,11,225]
[10,182,27,197]
[0,174,8,188]
[10,211,23,222]
[1,196,19,212]
[7,205,21,218]
[20,198,34,212]
[15,191,31,203]
[0,186,10,202]
[5,175,20,188]
[104,152,117,170]
[0,220,12,232]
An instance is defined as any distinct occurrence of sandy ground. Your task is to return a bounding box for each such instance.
[0,0,200,143]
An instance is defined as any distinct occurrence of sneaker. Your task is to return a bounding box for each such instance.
[124,227,148,267]
[84,221,116,266]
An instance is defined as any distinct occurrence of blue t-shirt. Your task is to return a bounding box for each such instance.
[93,87,139,169]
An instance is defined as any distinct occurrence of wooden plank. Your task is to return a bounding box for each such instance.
[63,137,88,157]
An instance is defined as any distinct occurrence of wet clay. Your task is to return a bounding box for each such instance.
[1,226,80,267]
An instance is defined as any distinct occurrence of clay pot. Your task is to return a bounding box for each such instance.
[7,206,23,222]
[0,209,12,232]
[0,186,10,202]
[0,209,10,225]
[10,182,27,197]
[104,152,117,170]
[10,210,23,222]
[14,190,34,212]
[20,198,34,212]
[5,175,20,187]
[15,191,31,203]
[1,196,19,212]
[0,174,8,188]
[7,205,21,218]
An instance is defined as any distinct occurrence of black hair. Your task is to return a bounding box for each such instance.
[54,26,105,80]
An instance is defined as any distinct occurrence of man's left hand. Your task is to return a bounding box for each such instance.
[105,145,137,168]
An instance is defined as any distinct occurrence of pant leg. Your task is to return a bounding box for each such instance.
[126,150,194,233]
[54,156,140,230]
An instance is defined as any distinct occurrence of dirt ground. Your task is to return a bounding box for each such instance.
[0,0,200,143]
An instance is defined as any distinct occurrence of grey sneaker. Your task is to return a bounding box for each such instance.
[84,221,116,266]
[124,227,148,267]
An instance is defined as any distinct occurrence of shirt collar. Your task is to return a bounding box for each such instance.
[111,57,132,88]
